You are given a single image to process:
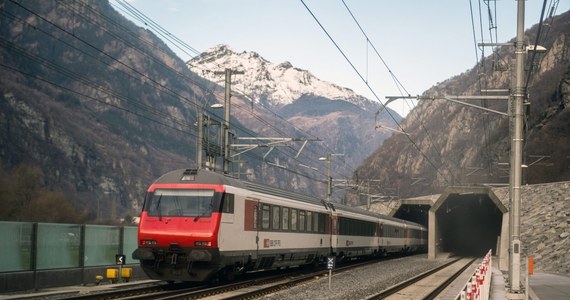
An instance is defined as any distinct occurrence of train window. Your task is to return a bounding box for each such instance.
[340,217,350,235]
[299,210,306,232]
[338,217,375,236]
[368,221,376,236]
[222,193,234,213]
[272,206,280,230]
[318,214,326,233]
[291,209,298,231]
[306,211,313,232]
[261,204,270,230]
[313,213,319,232]
[282,207,290,231]
[148,189,216,218]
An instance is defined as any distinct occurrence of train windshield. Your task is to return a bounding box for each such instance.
[146,189,215,218]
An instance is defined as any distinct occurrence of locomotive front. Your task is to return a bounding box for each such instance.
[132,169,226,282]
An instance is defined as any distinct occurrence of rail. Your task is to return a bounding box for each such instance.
[365,257,471,299]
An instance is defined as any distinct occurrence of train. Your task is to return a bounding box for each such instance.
[132,168,427,282]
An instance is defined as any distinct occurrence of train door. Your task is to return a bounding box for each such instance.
[220,192,235,224]
[243,198,260,260]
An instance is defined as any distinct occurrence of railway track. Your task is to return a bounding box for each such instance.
[149,273,315,300]
[365,257,477,300]
[64,281,205,300]
[159,260,385,299]
[63,258,385,300]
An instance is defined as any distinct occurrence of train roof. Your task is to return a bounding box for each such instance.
[153,168,424,228]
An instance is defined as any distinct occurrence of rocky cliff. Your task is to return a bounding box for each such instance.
[0,0,396,221]
[0,0,203,219]
[352,10,570,202]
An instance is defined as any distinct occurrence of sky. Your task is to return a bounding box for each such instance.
[114,0,570,117]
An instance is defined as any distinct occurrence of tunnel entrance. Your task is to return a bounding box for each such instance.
[429,186,507,259]
[392,204,430,228]
[436,193,502,256]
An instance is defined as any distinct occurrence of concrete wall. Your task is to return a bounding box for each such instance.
[428,209,437,259]
[499,212,510,271]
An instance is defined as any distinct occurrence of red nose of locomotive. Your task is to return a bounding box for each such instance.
[133,173,226,281]
[137,211,218,248]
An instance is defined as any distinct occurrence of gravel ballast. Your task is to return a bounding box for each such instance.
[263,254,452,300]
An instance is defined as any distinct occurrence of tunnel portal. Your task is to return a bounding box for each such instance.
[392,204,430,228]
[435,193,503,256]
[429,186,507,259]
[391,187,508,264]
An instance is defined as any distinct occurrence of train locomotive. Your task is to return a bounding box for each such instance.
[132,168,427,282]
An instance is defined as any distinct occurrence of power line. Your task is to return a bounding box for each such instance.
[2,0,345,193]
[108,0,341,165]
[340,0,449,181]
[524,0,550,91]
[300,0,450,185]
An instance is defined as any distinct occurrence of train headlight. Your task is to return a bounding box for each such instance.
[141,239,157,246]
[194,241,212,247]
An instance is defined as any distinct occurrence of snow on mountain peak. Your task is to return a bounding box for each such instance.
[188,44,377,109]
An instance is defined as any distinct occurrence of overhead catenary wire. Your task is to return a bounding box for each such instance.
[108,2,353,184]
[524,0,550,91]
[526,0,559,90]
[301,0,450,185]
[107,0,357,179]
[109,1,335,147]
[1,0,350,192]
[469,0,494,176]
[341,0,448,183]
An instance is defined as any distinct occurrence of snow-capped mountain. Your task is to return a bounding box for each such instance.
[187,45,401,200]
[187,45,378,110]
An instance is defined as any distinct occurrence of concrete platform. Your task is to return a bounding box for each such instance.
[489,263,507,300]
[527,272,570,300]
[490,269,570,300]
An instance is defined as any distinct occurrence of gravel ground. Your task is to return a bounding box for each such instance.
[262,254,452,300]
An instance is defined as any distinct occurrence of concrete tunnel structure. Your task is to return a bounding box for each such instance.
[390,186,509,271]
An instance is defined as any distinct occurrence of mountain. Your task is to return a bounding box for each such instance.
[0,1,397,222]
[0,0,206,221]
[188,45,401,175]
[350,10,570,202]
[188,45,379,110]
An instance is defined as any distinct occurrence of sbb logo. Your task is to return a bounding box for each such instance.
[263,239,281,248]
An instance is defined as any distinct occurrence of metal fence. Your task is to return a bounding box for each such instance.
[0,221,138,273]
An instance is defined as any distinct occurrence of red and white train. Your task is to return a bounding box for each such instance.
[132,169,427,282]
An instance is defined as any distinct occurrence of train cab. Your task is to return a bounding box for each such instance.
[133,169,229,282]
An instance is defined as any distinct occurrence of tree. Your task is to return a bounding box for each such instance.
[0,163,87,223]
